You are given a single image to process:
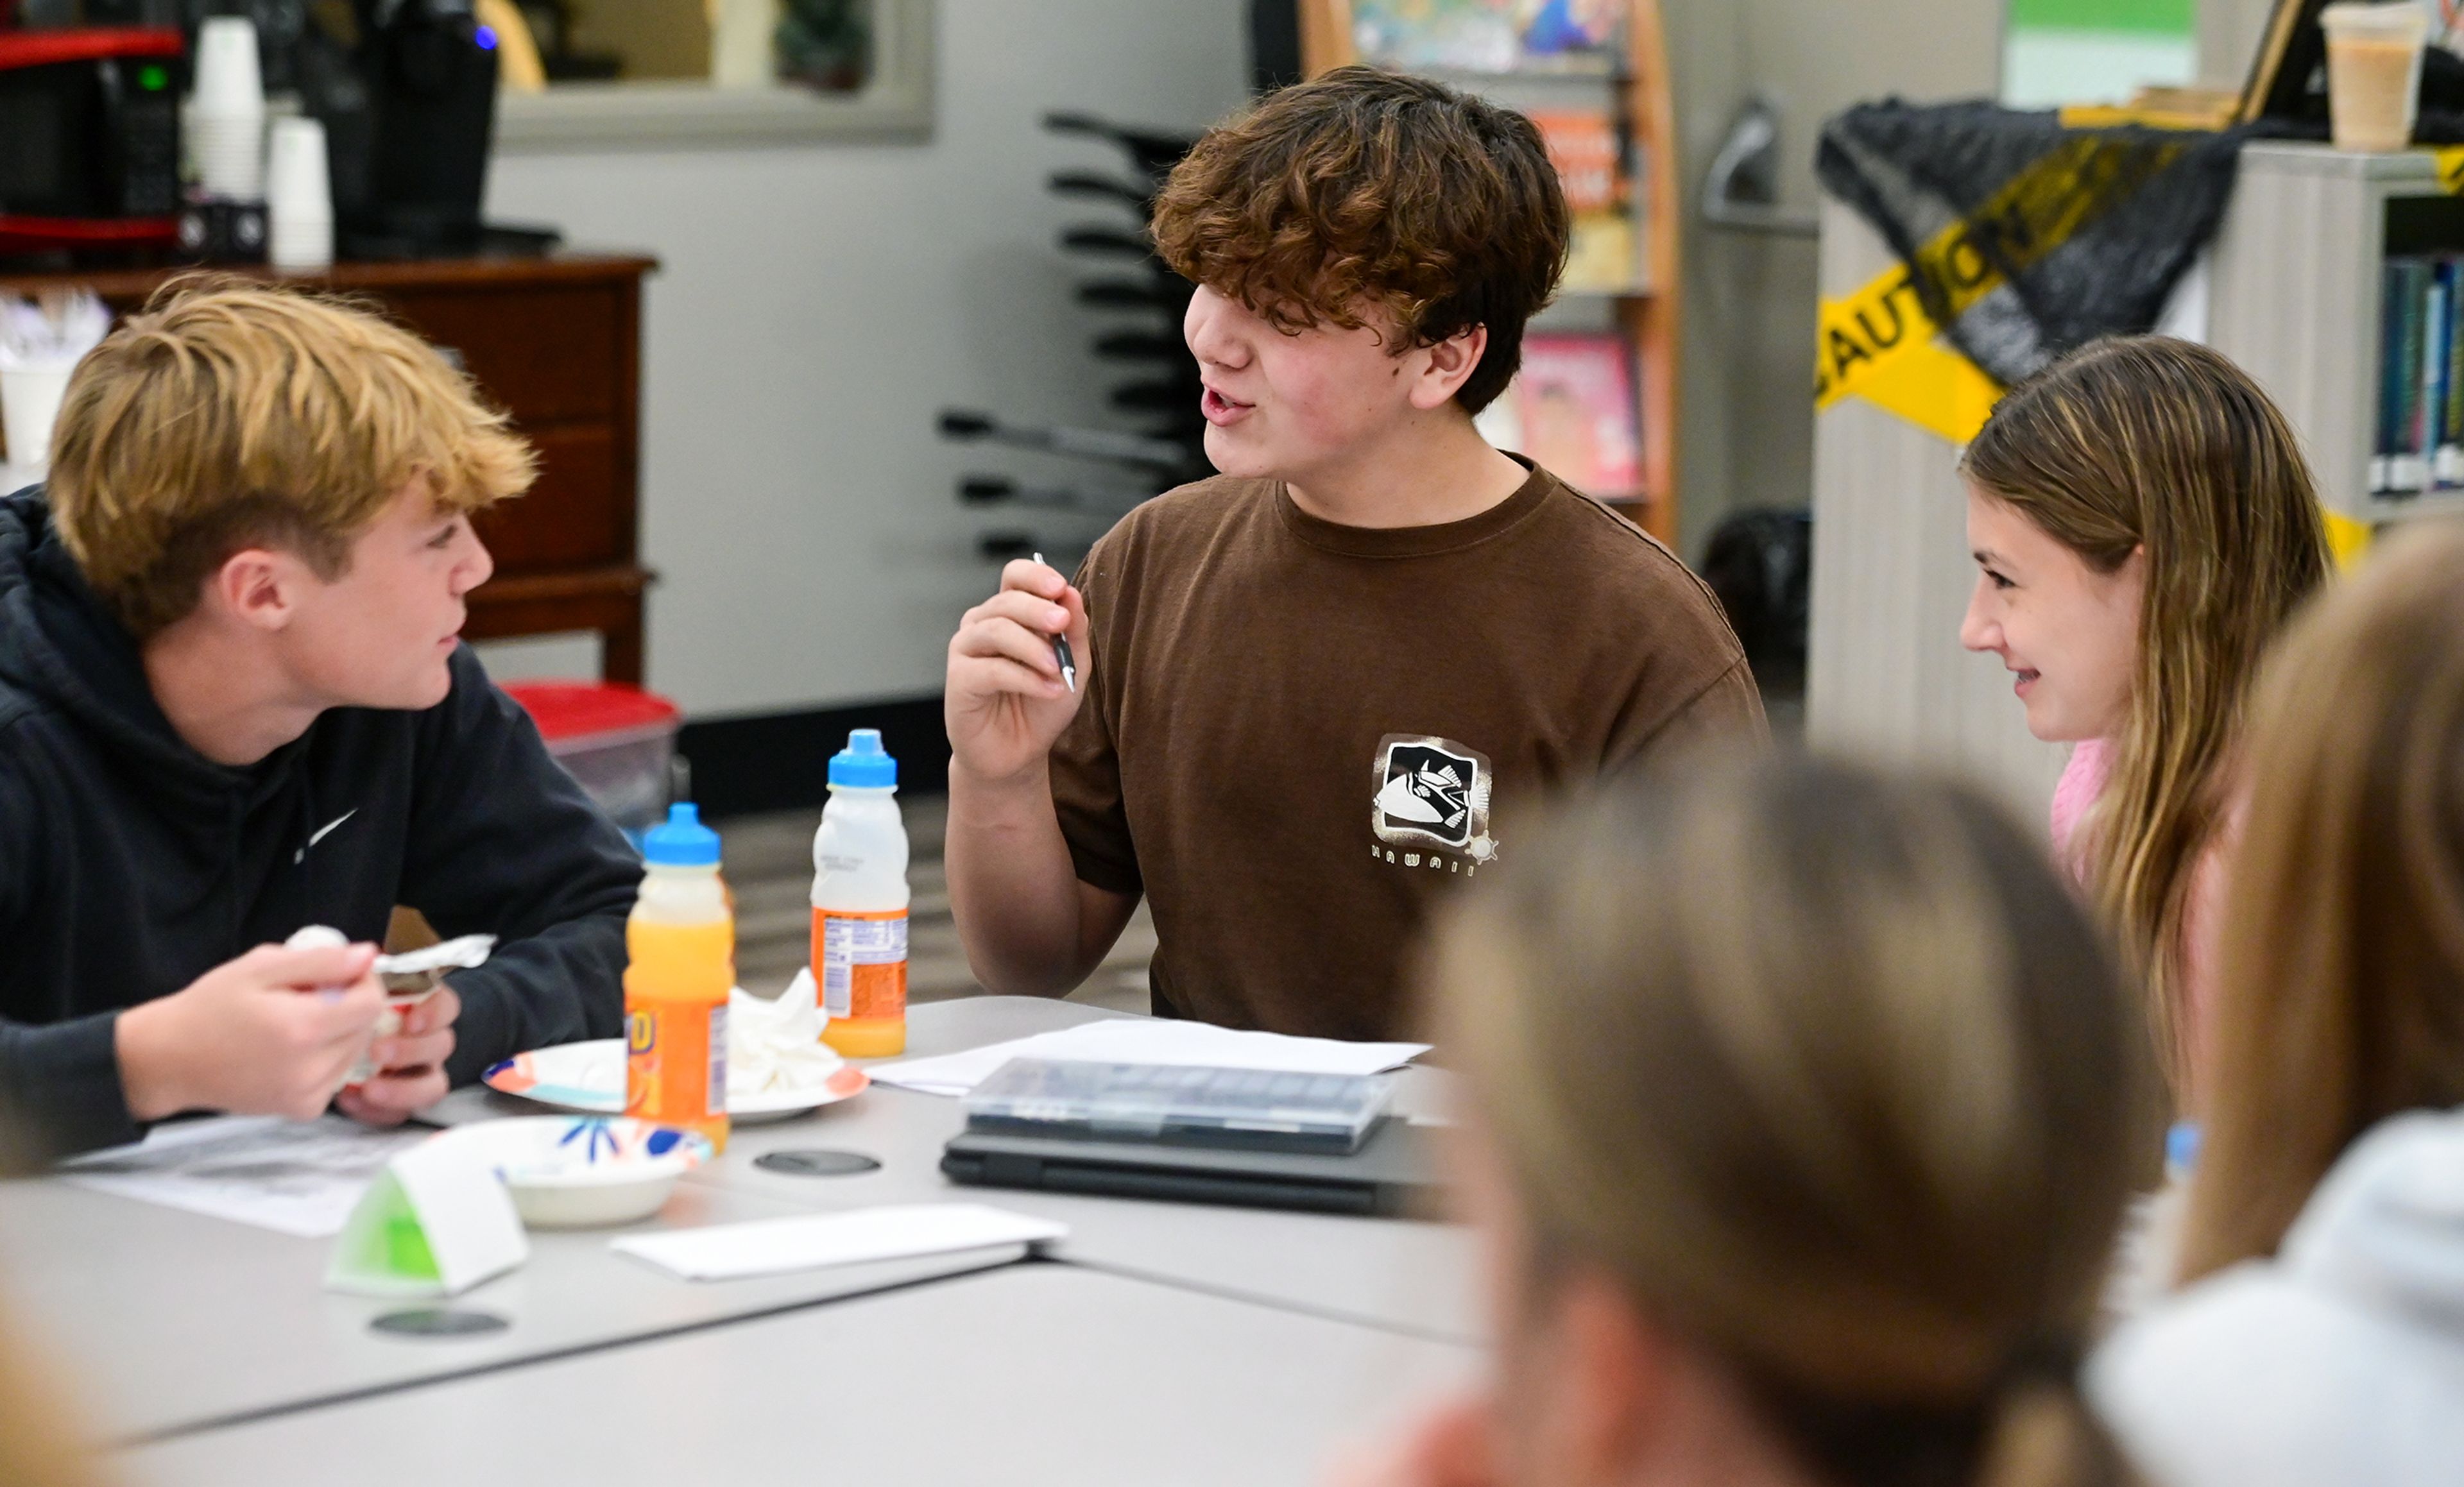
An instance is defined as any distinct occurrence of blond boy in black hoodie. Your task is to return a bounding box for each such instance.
[0,283,637,1155]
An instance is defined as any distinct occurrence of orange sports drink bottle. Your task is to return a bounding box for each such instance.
[626,803,733,1151]
[813,730,910,1058]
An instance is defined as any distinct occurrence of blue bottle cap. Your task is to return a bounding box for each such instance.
[642,803,721,865]
[828,729,898,788]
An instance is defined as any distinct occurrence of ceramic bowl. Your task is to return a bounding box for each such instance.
[445,1116,713,1229]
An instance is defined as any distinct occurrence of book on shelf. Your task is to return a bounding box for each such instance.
[1351,0,1627,75]
[1473,332,1643,499]
[1532,108,1641,293]
[2376,255,2464,497]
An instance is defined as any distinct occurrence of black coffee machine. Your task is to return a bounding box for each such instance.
[304,0,497,257]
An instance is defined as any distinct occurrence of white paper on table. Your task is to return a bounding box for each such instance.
[610,1202,1067,1282]
[869,1020,1432,1097]
[60,1115,429,1238]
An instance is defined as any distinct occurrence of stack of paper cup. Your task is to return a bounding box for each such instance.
[0,363,72,473]
[189,17,267,200]
[268,117,334,271]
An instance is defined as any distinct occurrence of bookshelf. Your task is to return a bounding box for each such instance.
[1295,0,1681,545]
[2206,142,2464,527]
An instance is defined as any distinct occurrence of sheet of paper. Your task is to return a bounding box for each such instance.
[610,1202,1068,1282]
[61,1115,430,1238]
[869,1020,1432,1097]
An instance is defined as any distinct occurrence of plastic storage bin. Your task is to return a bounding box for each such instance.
[504,681,683,839]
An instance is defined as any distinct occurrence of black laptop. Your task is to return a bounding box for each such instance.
[941,1115,1442,1218]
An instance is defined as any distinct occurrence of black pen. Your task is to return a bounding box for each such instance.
[1032,552,1077,692]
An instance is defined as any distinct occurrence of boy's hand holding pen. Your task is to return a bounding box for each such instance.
[944,550,1091,785]
[1033,554,1078,693]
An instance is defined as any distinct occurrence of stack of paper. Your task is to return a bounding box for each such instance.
[871,1019,1430,1098]
[611,1203,1066,1281]
[61,1115,430,1237]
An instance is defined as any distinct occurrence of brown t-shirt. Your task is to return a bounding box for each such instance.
[1050,463,1766,1039]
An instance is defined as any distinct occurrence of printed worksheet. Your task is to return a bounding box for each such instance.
[60,1115,430,1237]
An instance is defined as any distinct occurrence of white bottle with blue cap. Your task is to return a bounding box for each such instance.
[812,729,911,1057]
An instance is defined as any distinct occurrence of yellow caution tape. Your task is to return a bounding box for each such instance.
[2437,146,2464,194]
[1818,133,2373,563]
[1817,133,2191,443]
[2055,104,2232,132]
[2322,507,2375,568]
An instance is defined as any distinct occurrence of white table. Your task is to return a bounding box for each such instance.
[117,1263,1475,1487]
[439,996,1480,1343]
[0,993,1480,1475]
[0,1173,1022,1443]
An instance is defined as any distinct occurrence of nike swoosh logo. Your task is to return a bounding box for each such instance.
[307,810,357,848]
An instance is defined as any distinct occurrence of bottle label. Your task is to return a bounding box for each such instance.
[627,998,729,1121]
[814,908,908,1022]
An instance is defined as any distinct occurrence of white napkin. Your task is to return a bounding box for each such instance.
[871,1019,1431,1098]
[727,969,845,1098]
[610,1202,1066,1281]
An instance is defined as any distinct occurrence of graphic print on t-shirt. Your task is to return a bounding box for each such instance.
[1371,733,1498,867]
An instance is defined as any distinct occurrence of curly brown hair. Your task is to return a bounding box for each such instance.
[1150,65,1570,415]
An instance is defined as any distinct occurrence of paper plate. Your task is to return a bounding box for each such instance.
[483,1039,870,1122]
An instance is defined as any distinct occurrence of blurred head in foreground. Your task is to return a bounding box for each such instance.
[1412,758,2157,1487]
[2092,521,2464,1487]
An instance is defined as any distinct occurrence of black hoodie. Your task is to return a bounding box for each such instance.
[0,489,638,1155]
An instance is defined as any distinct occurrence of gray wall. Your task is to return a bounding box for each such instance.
[1659,0,2000,559]
[483,0,1249,718]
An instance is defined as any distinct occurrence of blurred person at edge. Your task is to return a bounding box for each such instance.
[2089,522,2464,1487]
[1333,757,2160,1487]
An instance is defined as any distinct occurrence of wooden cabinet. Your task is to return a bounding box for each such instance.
[0,253,659,682]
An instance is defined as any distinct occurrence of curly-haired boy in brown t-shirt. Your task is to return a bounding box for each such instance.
[943,67,1765,1039]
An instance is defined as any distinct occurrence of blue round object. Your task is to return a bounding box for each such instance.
[828,728,898,788]
[642,803,721,865]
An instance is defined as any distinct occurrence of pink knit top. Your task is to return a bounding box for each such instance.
[2051,738,2227,1107]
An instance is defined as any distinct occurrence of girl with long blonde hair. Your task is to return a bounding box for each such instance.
[2087,522,2464,1486]
[1958,336,2329,1109]
[1336,758,2160,1487]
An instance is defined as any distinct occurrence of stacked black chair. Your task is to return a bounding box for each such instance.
[941,111,1208,563]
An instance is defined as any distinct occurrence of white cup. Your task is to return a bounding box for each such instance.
[0,363,73,471]
[2321,1,2429,153]
[270,218,332,273]
[189,110,266,200]
[191,17,265,114]
[267,117,333,270]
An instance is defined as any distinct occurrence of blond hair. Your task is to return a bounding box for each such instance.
[2178,521,2464,1282]
[1432,760,2158,1487]
[44,278,535,639]
[1960,336,2329,1101]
